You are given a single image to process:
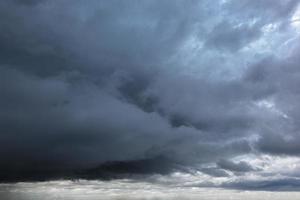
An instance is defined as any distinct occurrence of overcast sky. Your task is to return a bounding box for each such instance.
[1,0,300,191]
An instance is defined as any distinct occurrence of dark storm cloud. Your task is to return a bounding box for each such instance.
[82,156,181,178]
[0,0,300,186]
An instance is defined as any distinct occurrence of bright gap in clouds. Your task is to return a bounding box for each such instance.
[291,4,300,31]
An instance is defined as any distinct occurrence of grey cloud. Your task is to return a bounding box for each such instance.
[257,134,300,156]
[217,159,256,172]
[205,21,262,52]
[200,167,230,177]
[246,39,300,156]
[224,0,300,24]
[13,0,43,6]
[0,0,299,185]
[222,178,300,191]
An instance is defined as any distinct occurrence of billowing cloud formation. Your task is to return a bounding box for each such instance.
[0,0,300,188]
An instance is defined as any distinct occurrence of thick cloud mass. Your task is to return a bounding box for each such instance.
[0,0,300,188]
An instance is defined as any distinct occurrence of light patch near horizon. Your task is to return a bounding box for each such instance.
[1,180,300,200]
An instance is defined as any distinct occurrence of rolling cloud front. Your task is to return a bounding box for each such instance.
[1,0,300,193]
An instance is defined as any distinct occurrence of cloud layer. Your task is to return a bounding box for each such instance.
[0,0,300,188]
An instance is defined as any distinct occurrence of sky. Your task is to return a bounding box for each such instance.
[1,0,300,195]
